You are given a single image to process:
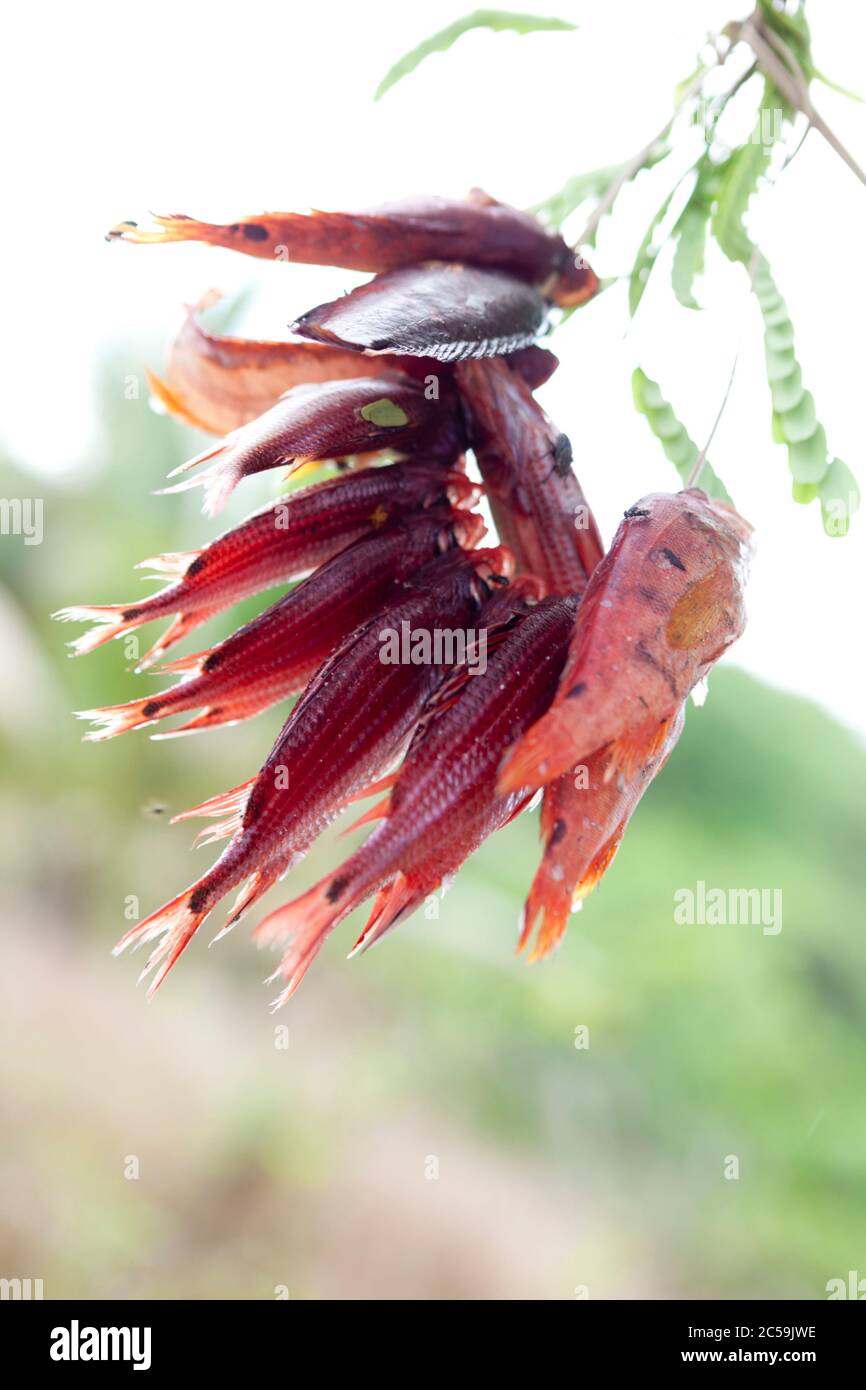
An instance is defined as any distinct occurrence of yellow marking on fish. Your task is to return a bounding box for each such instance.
[666,564,729,650]
[369,504,389,527]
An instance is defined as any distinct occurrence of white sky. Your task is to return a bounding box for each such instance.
[3,0,865,734]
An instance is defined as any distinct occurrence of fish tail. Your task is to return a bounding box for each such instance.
[54,604,142,656]
[253,859,378,1006]
[517,879,573,964]
[76,690,182,740]
[106,213,229,247]
[157,460,241,517]
[113,874,218,995]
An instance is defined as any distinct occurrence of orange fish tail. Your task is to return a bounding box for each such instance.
[54,604,141,656]
[113,877,217,995]
[254,858,380,1005]
[76,691,178,740]
[518,877,572,963]
[107,213,236,249]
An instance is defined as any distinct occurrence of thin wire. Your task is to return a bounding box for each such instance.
[686,243,761,489]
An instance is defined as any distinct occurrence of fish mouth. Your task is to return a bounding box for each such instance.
[467,545,516,585]
[450,510,487,550]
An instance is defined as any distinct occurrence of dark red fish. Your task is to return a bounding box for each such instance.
[519,706,685,961]
[77,508,484,738]
[163,372,464,515]
[292,264,549,362]
[143,294,561,438]
[455,357,604,594]
[500,490,753,794]
[106,192,598,306]
[253,592,579,1003]
[55,459,477,665]
[113,545,510,994]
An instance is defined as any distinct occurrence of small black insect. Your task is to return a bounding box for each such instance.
[552,432,573,477]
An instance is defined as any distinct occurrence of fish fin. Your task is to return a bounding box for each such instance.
[165,437,229,478]
[498,707,577,795]
[215,867,282,938]
[151,647,208,675]
[603,713,679,784]
[338,795,391,837]
[139,608,222,668]
[348,872,423,956]
[342,771,399,806]
[570,828,625,904]
[172,776,256,825]
[134,548,202,577]
[149,706,244,738]
[406,628,515,749]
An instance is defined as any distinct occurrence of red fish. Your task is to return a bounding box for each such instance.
[162,373,464,515]
[519,706,685,962]
[106,192,598,306]
[113,546,510,994]
[55,459,476,665]
[500,490,753,794]
[455,357,604,594]
[292,264,550,362]
[77,508,485,739]
[143,294,561,438]
[253,592,579,1003]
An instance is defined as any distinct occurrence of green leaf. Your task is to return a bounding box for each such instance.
[788,426,828,484]
[813,68,865,104]
[671,204,709,308]
[359,398,410,427]
[778,389,817,443]
[628,184,680,318]
[670,162,719,309]
[770,365,803,413]
[750,254,855,521]
[631,368,732,502]
[819,459,860,537]
[712,136,771,264]
[765,341,797,382]
[531,141,670,235]
[374,9,574,100]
